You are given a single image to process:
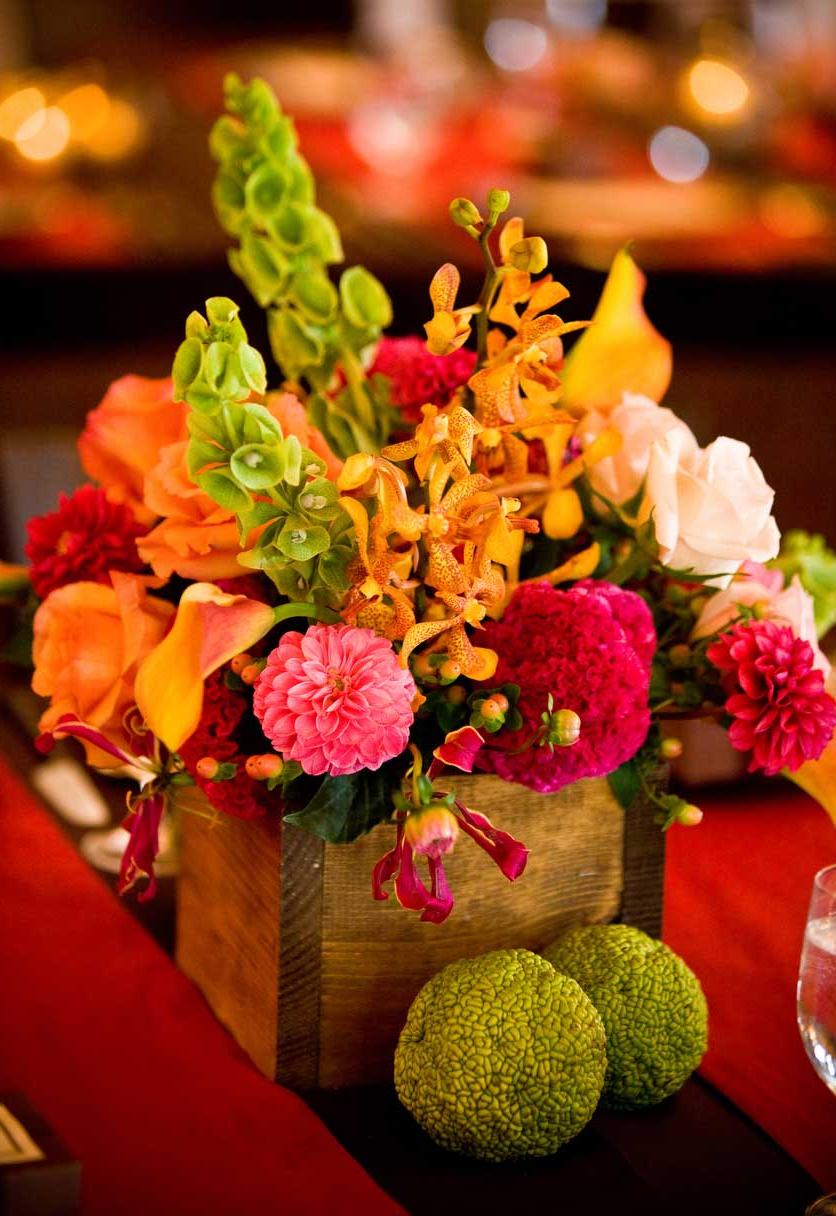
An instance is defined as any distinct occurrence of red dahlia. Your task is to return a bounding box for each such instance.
[370,336,477,424]
[707,620,836,775]
[25,484,145,600]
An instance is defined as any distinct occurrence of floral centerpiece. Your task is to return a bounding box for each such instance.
[14,75,836,926]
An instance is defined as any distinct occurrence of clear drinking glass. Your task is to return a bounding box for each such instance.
[797,863,836,1096]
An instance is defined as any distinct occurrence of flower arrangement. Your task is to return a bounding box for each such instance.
[15,74,836,922]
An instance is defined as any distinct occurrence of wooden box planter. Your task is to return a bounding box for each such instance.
[176,773,665,1089]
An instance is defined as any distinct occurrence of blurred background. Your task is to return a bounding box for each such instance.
[1,0,834,559]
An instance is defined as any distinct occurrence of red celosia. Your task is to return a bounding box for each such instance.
[25,484,145,599]
[179,670,269,819]
[707,620,836,775]
[475,581,653,793]
[370,336,477,425]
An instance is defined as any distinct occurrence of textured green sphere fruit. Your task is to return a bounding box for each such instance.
[394,948,607,1161]
[544,924,707,1111]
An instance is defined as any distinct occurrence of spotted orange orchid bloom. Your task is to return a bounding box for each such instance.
[424,263,480,356]
[382,402,481,483]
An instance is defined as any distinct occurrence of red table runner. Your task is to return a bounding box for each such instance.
[1,755,835,1211]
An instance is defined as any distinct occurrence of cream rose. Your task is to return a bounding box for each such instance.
[640,432,780,588]
[692,561,830,675]
[581,392,698,506]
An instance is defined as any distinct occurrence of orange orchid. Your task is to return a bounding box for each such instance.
[135,583,276,752]
[382,403,481,483]
[424,263,480,356]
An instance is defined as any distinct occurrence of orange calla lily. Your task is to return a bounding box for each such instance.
[135,583,275,751]
[788,736,836,829]
[560,247,672,415]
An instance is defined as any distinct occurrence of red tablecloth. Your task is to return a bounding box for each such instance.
[664,783,836,1190]
[1,756,835,1212]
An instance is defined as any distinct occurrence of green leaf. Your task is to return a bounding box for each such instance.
[172,337,203,398]
[238,343,267,393]
[339,266,392,330]
[197,469,253,513]
[187,438,222,478]
[608,759,642,811]
[284,767,400,843]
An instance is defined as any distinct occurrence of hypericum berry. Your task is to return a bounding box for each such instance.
[195,756,221,780]
[491,693,510,714]
[479,697,505,724]
[411,654,436,681]
[438,659,461,684]
[677,803,703,827]
[240,659,267,686]
[669,644,691,667]
[660,737,684,760]
[230,652,254,675]
[245,753,284,780]
[446,685,467,705]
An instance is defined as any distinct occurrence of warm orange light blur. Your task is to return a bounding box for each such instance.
[58,83,111,140]
[14,105,70,162]
[759,184,827,240]
[0,86,45,140]
[81,97,143,160]
[687,58,750,118]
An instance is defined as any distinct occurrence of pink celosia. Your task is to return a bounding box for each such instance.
[707,619,836,776]
[253,624,416,776]
[370,336,477,425]
[475,581,653,792]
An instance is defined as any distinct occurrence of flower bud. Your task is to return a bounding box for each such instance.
[660,737,683,760]
[245,753,284,780]
[509,236,548,274]
[677,803,703,827]
[195,756,221,780]
[449,197,483,229]
[403,804,459,859]
[547,708,582,748]
[230,652,254,675]
[487,187,511,216]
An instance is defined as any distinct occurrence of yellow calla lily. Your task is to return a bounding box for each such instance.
[561,247,672,415]
[788,736,836,829]
[135,583,276,752]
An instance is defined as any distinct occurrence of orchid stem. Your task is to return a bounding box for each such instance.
[475,222,499,366]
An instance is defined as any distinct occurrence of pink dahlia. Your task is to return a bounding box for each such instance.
[475,581,654,793]
[370,336,477,425]
[707,619,836,775]
[253,624,416,777]
[25,484,145,599]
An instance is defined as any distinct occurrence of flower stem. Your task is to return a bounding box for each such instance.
[475,223,499,366]
[273,601,336,625]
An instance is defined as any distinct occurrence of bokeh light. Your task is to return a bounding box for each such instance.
[484,18,548,73]
[759,184,826,240]
[0,86,45,141]
[81,97,143,161]
[14,105,71,162]
[545,0,608,36]
[57,83,111,141]
[648,126,710,183]
[687,58,750,118]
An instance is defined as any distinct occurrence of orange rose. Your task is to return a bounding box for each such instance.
[32,572,173,767]
[78,375,188,524]
[266,391,343,479]
[137,441,246,581]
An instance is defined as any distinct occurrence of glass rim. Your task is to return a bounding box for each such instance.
[813,862,836,896]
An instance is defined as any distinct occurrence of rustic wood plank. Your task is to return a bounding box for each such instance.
[620,773,667,939]
[276,827,325,1089]
[177,812,282,1080]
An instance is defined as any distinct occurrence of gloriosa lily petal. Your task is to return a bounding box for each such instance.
[787,735,836,828]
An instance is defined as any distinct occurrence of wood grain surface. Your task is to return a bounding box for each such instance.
[177,772,665,1088]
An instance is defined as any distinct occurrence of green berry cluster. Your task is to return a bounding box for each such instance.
[210,73,395,457]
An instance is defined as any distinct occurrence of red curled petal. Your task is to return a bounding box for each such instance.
[455,800,529,881]
[118,793,165,903]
